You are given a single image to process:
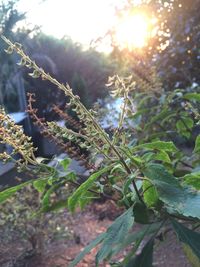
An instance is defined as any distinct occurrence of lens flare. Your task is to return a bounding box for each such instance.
[115,13,151,49]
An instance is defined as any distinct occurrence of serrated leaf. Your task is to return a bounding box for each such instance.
[68,165,113,212]
[69,233,106,267]
[111,223,160,258]
[95,208,134,265]
[143,163,180,188]
[172,220,200,261]
[133,141,178,152]
[143,164,200,219]
[124,239,154,267]
[194,135,200,153]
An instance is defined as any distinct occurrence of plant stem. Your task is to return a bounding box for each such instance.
[2,36,144,204]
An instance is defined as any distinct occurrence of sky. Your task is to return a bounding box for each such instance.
[16,0,126,46]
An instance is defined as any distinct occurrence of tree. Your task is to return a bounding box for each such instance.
[109,0,200,91]
[153,0,200,90]
[0,0,25,112]
[20,33,114,119]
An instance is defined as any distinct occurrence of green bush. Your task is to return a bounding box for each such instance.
[0,36,200,267]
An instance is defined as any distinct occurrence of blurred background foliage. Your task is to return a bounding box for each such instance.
[0,0,114,118]
[110,0,200,92]
[0,0,200,131]
[22,33,113,119]
[0,0,25,112]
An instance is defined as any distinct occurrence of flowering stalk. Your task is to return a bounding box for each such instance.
[2,36,143,203]
[0,107,37,166]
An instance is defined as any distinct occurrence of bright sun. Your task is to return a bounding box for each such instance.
[115,13,151,49]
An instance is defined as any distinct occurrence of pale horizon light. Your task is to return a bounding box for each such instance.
[16,0,122,46]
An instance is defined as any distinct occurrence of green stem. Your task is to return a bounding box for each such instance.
[2,36,144,205]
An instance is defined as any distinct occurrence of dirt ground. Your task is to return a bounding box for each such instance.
[0,200,192,267]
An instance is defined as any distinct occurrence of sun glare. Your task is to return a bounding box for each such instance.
[16,1,156,53]
[115,13,151,49]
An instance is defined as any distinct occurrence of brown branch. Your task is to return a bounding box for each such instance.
[52,104,82,131]
[27,93,95,170]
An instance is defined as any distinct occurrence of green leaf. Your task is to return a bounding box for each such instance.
[33,179,47,193]
[42,182,64,211]
[68,165,112,212]
[59,158,71,171]
[143,163,180,188]
[176,117,193,138]
[154,150,171,163]
[172,220,200,260]
[95,208,134,265]
[42,199,68,212]
[133,141,178,152]
[194,135,200,153]
[69,233,106,267]
[142,152,155,162]
[144,109,171,130]
[184,93,200,102]
[111,163,126,174]
[160,112,177,126]
[111,223,160,258]
[176,117,194,130]
[79,191,95,210]
[133,202,149,224]
[182,117,194,129]
[143,180,159,207]
[124,239,154,267]
[0,180,33,204]
[176,120,185,132]
[143,163,200,219]
[137,95,154,108]
[183,172,200,190]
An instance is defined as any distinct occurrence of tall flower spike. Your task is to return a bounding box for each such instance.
[52,104,82,131]
[2,36,144,203]
[1,36,117,159]
[27,93,94,170]
[0,107,37,165]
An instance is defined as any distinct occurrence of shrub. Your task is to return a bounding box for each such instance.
[0,36,200,266]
